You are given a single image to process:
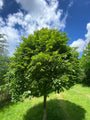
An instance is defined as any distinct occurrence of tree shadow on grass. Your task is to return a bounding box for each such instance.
[23,99,86,120]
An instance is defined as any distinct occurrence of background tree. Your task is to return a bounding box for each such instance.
[0,34,9,105]
[7,28,81,120]
[0,34,9,85]
[81,42,90,85]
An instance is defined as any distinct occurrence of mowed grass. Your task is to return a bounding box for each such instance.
[0,84,90,120]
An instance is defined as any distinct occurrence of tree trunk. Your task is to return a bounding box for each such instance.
[43,95,47,120]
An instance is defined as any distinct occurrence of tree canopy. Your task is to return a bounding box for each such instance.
[81,42,90,85]
[7,28,81,120]
[0,34,9,85]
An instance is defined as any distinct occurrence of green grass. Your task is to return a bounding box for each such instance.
[0,84,90,120]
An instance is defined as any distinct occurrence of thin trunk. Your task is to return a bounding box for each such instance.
[43,95,47,120]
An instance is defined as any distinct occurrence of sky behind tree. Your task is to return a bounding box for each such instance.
[0,0,90,56]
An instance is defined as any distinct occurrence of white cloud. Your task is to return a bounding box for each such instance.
[0,17,5,26]
[85,23,90,44]
[70,23,90,52]
[0,26,20,56]
[15,0,66,30]
[70,39,85,52]
[7,12,24,27]
[0,16,20,56]
[0,0,68,56]
[16,0,58,16]
[0,0,3,9]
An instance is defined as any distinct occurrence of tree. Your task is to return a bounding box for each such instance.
[0,34,9,85]
[7,28,80,120]
[0,34,10,105]
[81,42,90,85]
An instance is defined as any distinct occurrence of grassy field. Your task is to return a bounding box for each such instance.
[0,84,90,120]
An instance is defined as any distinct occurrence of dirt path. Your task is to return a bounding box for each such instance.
[71,89,90,99]
[56,93,64,100]
[86,94,90,98]
[56,93,71,120]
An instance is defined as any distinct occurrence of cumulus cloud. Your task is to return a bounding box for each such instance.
[85,23,90,44]
[70,39,85,52]
[0,0,3,9]
[16,0,59,15]
[15,0,66,30]
[70,23,90,52]
[0,17,5,26]
[0,0,68,56]
[0,17,20,56]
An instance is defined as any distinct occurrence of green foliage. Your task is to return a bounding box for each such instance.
[0,34,10,105]
[0,34,9,85]
[0,84,10,106]
[81,42,90,85]
[22,90,31,99]
[7,28,80,100]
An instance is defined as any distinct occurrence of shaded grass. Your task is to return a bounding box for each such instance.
[23,99,85,120]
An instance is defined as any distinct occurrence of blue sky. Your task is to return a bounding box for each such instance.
[0,0,90,56]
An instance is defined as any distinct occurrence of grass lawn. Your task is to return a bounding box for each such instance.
[0,84,90,120]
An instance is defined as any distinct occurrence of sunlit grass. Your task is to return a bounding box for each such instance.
[0,84,90,120]
[62,84,90,120]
